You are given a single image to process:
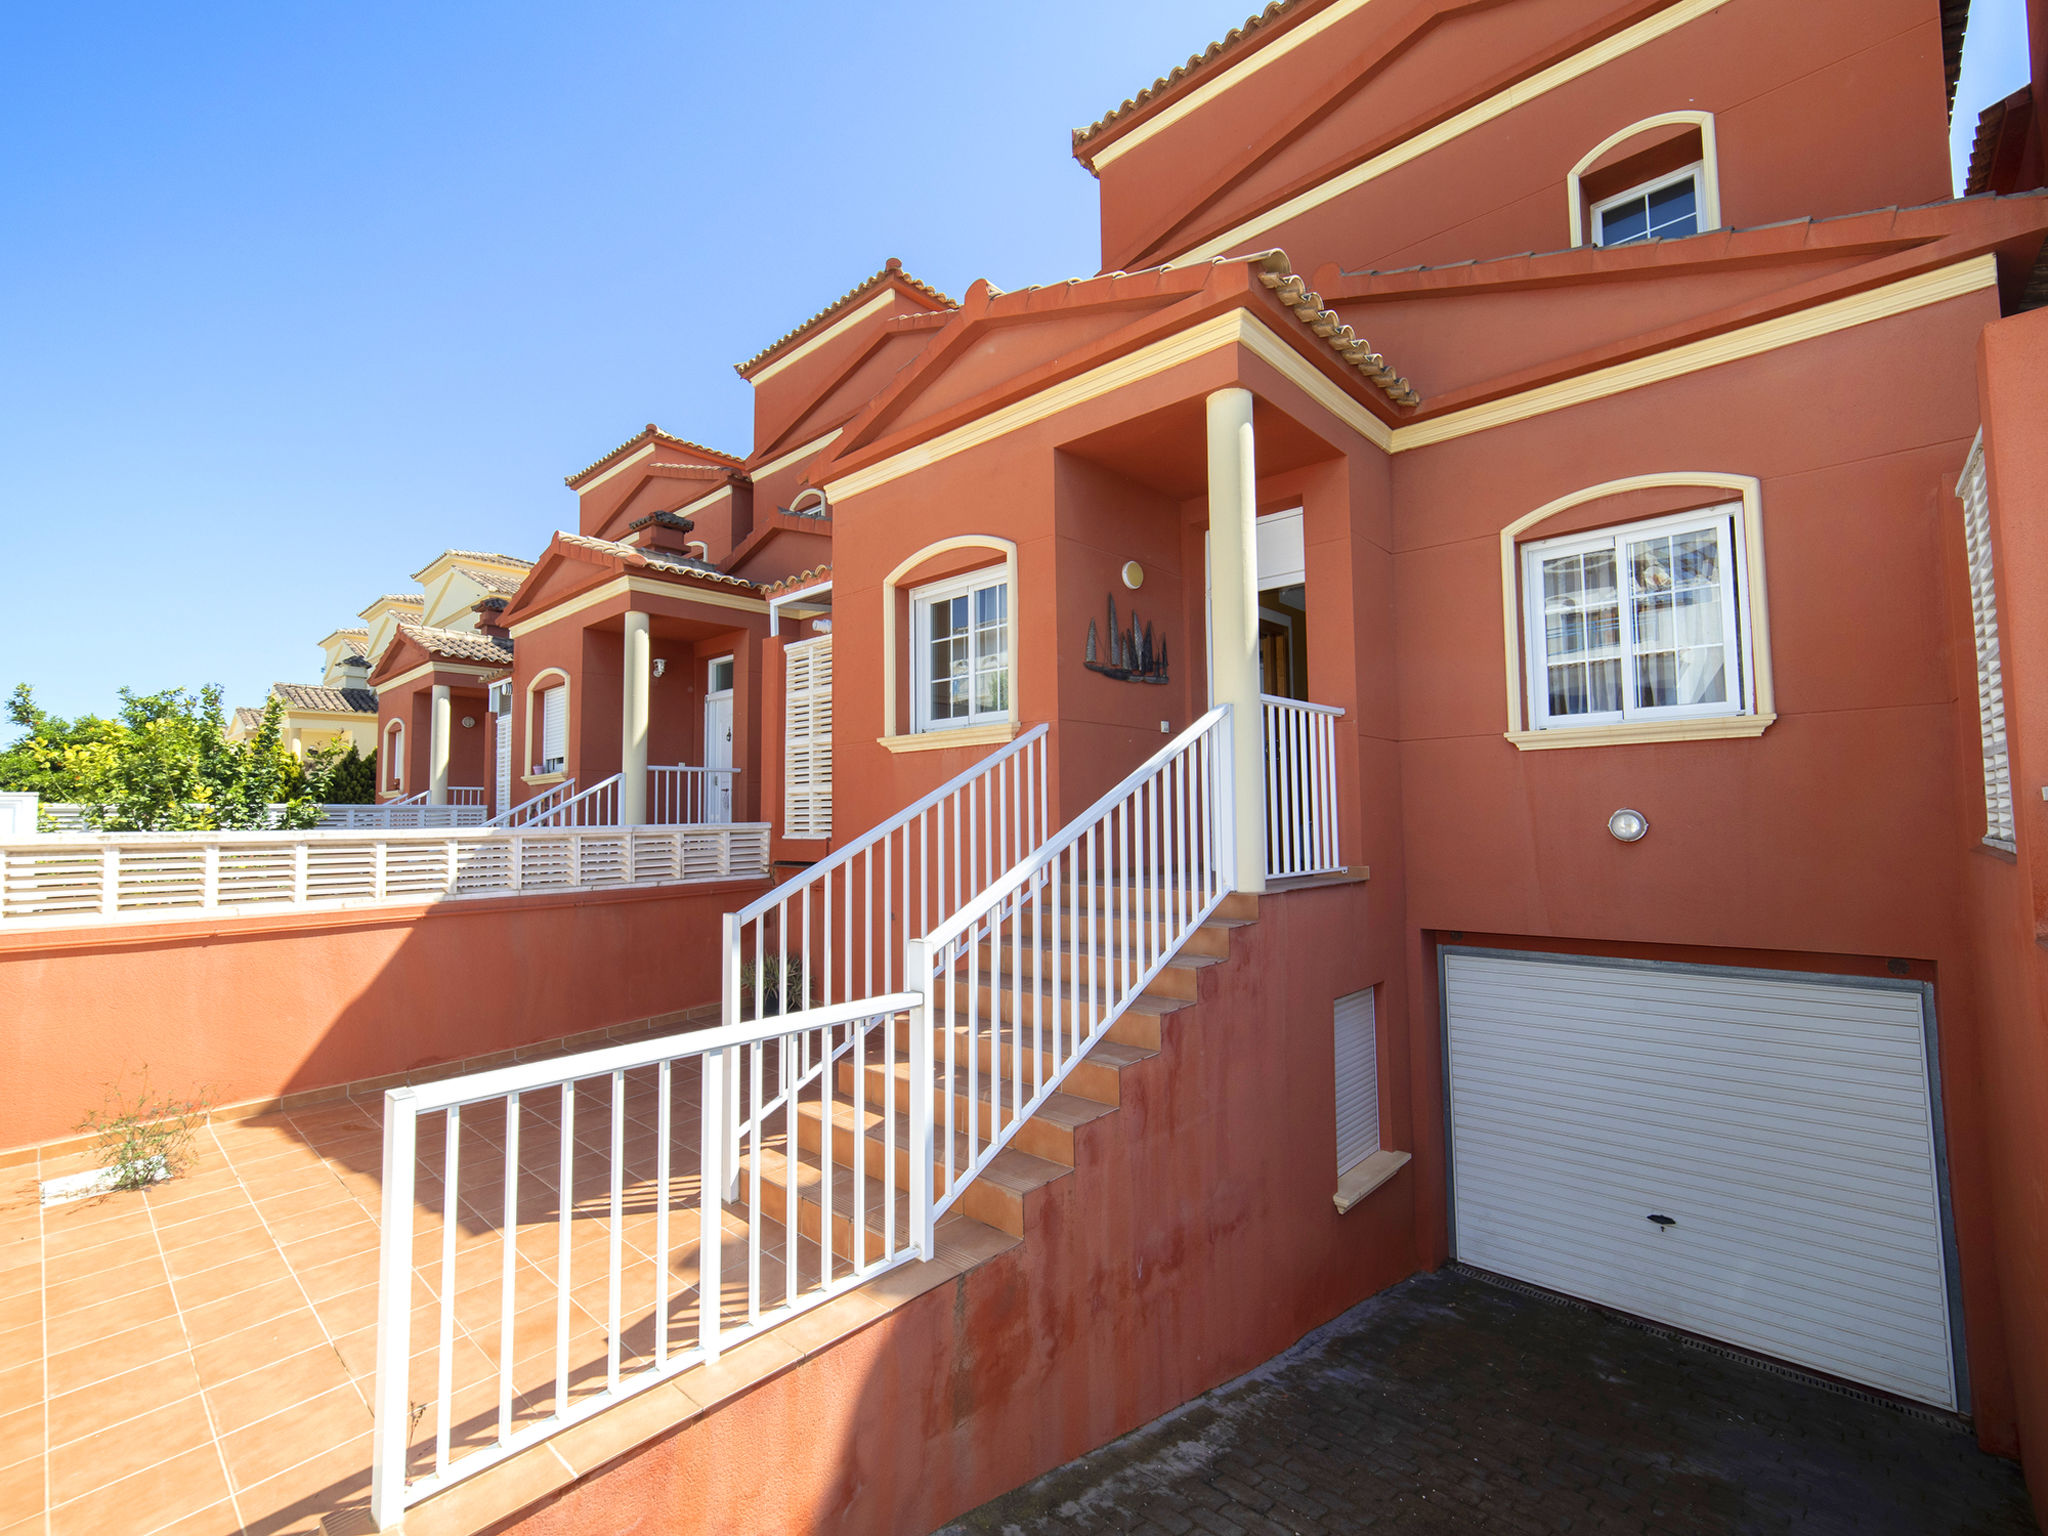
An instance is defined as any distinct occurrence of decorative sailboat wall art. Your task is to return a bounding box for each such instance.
[1084,594,1170,685]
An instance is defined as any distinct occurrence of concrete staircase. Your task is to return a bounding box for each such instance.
[737,884,1261,1268]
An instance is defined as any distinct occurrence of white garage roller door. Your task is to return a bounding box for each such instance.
[1444,952,1959,1409]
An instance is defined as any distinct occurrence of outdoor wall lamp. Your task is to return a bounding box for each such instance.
[651,658,667,678]
[1608,808,1649,842]
[460,716,475,729]
[1122,561,1145,589]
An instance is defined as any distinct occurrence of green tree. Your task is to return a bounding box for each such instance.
[0,685,122,800]
[8,685,323,831]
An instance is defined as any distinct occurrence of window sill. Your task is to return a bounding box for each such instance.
[879,721,1021,755]
[1505,712,1775,751]
[521,771,568,786]
[1333,1149,1411,1214]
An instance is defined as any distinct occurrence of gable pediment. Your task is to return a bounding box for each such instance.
[497,542,619,628]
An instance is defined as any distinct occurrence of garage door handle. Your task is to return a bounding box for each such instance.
[1647,1213,1676,1228]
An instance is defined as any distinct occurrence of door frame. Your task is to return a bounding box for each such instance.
[1434,943,1970,1410]
[704,654,735,822]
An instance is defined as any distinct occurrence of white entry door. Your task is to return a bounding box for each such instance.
[1444,951,1959,1408]
[490,682,512,814]
[704,656,734,823]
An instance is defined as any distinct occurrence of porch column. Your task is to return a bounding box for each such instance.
[621,612,650,825]
[428,685,452,805]
[1206,387,1265,892]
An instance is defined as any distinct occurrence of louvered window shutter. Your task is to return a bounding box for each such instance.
[540,686,568,770]
[1333,988,1380,1175]
[1959,434,2015,848]
[785,636,834,839]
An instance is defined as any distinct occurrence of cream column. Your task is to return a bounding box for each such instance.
[1205,387,1265,892]
[428,685,452,806]
[621,612,651,825]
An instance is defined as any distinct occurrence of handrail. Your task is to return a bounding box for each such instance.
[1262,695,1345,879]
[485,778,576,828]
[731,724,1049,926]
[926,708,1227,950]
[1257,692,1345,715]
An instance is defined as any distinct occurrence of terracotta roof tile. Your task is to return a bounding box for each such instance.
[369,594,424,609]
[1074,1,1303,158]
[555,532,761,590]
[1965,85,2032,195]
[1943,0,1972,119]
[734,259,957,378]
[565,425,745,488]
[762,565,832,597]
[452,565,525,595]
[272,684,379,714]
[231,707,264,734]
[441,549,532,568]
[393,623,516,665]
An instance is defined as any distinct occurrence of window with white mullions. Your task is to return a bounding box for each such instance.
[1524,507,1748,732]
[1592,163,1701,246]
[912,572,1009,731]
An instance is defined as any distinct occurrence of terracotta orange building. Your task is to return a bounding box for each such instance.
[6,4,2048,1535]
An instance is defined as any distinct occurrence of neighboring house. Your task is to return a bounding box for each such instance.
[226,682,379,756]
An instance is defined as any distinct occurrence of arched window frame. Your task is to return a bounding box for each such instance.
[881,535,1020,753]
[524,668,572,780]
[1500,473,1776,749]
[1567,111,1721,248]
[384,718,406,791]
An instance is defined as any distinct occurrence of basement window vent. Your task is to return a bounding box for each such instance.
[1333,987,1380,1175]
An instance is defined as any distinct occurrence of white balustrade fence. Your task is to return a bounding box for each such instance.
[723,725,1048,1031]
[1261,695,1345,880]
[370,992,920,1525]
[649,766,737,826]
[910,708,1230,1241]
[320,801,489,829]
[0,823,769,929]
[489,780,577,828]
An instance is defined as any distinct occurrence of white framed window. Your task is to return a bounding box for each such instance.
[385,720,405,790]
[1591,162,1702,247]
[1522,506,1752,732]
[911,569,1010,733]
[538,684,567,773]
[1958,433,2015,850]
[488,680,512,716]
[1333,988,1380,1176]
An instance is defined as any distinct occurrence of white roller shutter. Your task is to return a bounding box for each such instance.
[540,686,567,771]
[784,636,833,840]
[1958,433,2014,849]
[1445,952,1956,1409]
[1333,988,1380,1174]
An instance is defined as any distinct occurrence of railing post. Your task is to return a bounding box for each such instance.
[906,938,936,1257]
[201,843,220,910]
[1213,707,1237,895]
[370,1087,419,1530]
[699,1046,724,1362]
[100,844,118,917]
[294,840,309,904]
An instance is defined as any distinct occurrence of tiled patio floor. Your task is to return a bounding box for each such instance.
[0,1039,917,1536]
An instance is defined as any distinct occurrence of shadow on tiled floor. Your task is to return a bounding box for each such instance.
[938,1266,2040,1536]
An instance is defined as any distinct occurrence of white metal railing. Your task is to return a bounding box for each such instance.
[319,800,489,829]
[370,992,920,1525]
[724,725,1049,1028]
[908,707,1231,1242]
[649,766,737,826]
[487,779,577,828]
[0,823,770,929]
[1261,695,1345,880]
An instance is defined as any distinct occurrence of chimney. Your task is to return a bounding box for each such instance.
[472,598,510,638]
[627,509,699,557]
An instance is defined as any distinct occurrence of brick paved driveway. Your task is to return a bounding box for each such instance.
[938,1267,2037,1536]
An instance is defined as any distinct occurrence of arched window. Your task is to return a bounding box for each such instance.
[1567,112,1721,248]
[1500,473,1774,749]
[880,536,1020,752]
[384,719,405,791]
[524,668,571,777]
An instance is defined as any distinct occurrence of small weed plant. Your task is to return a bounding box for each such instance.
[79,1071,211,1190]
[737,955,811,1018]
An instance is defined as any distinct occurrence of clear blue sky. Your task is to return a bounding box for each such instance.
[0,0,2034,723]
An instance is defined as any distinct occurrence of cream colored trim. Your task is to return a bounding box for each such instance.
[1333,1149,1411,1213]
[882,536,1021,746]
[374,660,504,693]
[749,429,843,484]
[1400,257,1996,451]
[1172,0,1732,262]
[1498,472,1773,741]
[1567,111,1719,246]
[507,573,768,638]
[877,721,1022,754]
[1092,0,1377,170]
[575,442,657,495]
[1505,714,1776,750]
[520,770,568,786]
[828,310,1388,502]
[748,294,898,385]
[525,667,571,779]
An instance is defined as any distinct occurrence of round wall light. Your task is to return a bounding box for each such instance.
[1608,807,1649,843]
[460,716,476,729]
[1121,561,1145,590]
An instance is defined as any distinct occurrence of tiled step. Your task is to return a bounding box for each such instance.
[960,940,1222,1003]
[790,1091,1070,1237]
